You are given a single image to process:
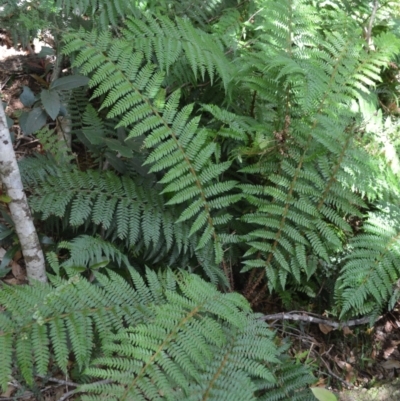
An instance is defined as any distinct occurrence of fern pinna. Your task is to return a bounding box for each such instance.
[0,268,314,401]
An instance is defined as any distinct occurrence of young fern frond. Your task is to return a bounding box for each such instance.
[62,27,241,264]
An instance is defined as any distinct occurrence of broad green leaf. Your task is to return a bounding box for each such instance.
[41,89,61,120]
[0,244,19,269]
[89,259,110,270]
[311,387,337,401]
[103,138,133,158]
[19,108,47,135]
[0,228,13,241]
[6,115,13,129]
[0,194,11,203]
[50,75,89,91]
[0,268,11,278]
[69,266,87,273]
[20,86,36,107]
[37,46,55,57]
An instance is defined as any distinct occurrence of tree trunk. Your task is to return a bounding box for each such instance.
[0,101,47,283]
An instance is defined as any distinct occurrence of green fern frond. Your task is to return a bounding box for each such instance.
[55,0,135,27]
[62,27,240,263]
[76,272,312,401]
[22,164,184,255]
[123,13,232,87]
[336,204,400,318]
[58,235,131,270]
[0,268,314,399]
[234,0,400,291]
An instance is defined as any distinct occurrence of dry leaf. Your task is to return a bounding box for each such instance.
[380,359,400,370]
[1,384,16,398]
[319,323,333,334]
[383,340,400,359]
[342,326,353,336]
[334,357,353,372]
[2,278,19,285]
[11,261,25,280]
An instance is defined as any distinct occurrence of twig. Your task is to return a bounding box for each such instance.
[260,312,378,328]
[36,375,79,388]
[365,0,379,50]
[319,356,354,389]
[57,388,77,401]
[57,379,113,401]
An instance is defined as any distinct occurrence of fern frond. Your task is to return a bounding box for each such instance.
[236,0,400,292]
[55,0,135,27]
[22,164,186,256]
[123,13,232,87]
[0,268,314,399]
[58,235,131,270]
[76,272,312,401]
[63,27,241,264]
[336,204,400,318]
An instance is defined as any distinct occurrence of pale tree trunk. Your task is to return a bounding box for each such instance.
[0,101,47,283]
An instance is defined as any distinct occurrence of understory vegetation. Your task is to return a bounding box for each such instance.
[1,0,400,399]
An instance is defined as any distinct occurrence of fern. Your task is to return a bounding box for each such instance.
[35,126,76,165]
[55,0,135,27]
[233,0,400,294]
[20,156,231,283]
[0,268,314,400]
[21,161,187,256]
[62,26,242,265]
[335,204,400,318]
[122,13,233,87]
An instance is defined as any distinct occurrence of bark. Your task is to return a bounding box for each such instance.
[0,101,47,283]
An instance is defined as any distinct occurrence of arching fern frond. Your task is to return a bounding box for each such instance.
[21,163,188,257]
[62,28,241,264]
[122,13,233,87]
[0,268,314,400]
[335,204,400,319]
[56,235,132,271]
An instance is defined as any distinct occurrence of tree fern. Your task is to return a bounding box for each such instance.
[0,268,314,400]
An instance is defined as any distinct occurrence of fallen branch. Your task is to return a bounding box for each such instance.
[260,312,377,328]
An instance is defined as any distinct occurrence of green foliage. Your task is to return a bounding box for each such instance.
[336,203,400,319]
[0,268,314,400]
[62,26,242,265]
[122,13,233,87]
[4,0,400,398]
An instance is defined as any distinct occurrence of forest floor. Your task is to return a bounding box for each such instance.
[337,378,400,400]
[1,35,400,401]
